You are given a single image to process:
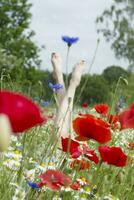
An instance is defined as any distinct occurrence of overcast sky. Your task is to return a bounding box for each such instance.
[29,0,128,74]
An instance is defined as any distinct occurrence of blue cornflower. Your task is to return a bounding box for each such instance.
[48,82,63,91]
[41,101,50,107]
[17,145,23,151]
[62,36,79,47]
[27,181,40,189]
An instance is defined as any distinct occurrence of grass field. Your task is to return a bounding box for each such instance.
[0,99,134,200]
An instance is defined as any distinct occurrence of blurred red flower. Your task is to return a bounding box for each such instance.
[61,137,82,158]
[94,104,109,115]
[99,146,128,167]
[108,114,119,129]
[119,103,134,129]
[70,181,81,190]
[70,158,90,170]
[0,90,46,133]
[82,103,88,108]
[39,170,71,190]
[82,144,99,164]
[73,114,111,143]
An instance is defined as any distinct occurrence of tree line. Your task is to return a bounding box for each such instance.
[1,63,133,106]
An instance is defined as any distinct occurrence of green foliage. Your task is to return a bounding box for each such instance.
[0,0,50,98]
[96,0,134,67]
[76,74,110,104]
[0,0,41,79]
[123,74,134,104]
[0,67,54,100]
[102,65,129,85]
[23,69,54,100]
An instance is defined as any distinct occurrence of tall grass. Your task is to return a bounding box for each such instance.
[0,73,134,200]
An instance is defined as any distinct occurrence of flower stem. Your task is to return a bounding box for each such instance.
[74,39,99,105]
[65,46,70,88]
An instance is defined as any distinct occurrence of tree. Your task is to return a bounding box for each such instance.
[21,69,54,100]
[102,65,129,85]
[76,74,110,104]
[0,0,41,80]
[96,0,134,68]
[122,74,134,104]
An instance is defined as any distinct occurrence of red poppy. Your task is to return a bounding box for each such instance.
[39,170,71,190]
[108,114,119,129]
[99,146,128,167]
[61,137,82,158]
[70,158,90,170]
[119,103,134,129]
[73,114,111,144]
[0,90,46,133]
[70,181,81,190]
[82,144,99,164]
[37,182,45,188]
[82,103,88,108]
[94,104,109,116]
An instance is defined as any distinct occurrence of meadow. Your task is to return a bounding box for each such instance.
[0,82,134,200]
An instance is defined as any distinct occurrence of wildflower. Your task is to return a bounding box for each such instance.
[94,104,109,116]
[62,36,79,47]
[25,169,36,179]
[17,145,23,151]
[79,177,90,186]
[61,137,82,158]
[48,82,63,91]
[3,159,20,170]
[0,90,46,133]
[70,181,81,190]
[70,158,90,170]
[27,181,40,189]
[41,101,50,107]
[82,103,89,108]
[99,146,128,167]
[39,170,71,190]
[119,103,134,129]
[73,114,111,143]
[108,114,119,129]
[82,144,99,164]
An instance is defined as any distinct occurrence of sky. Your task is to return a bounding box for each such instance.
[29,0,128,74]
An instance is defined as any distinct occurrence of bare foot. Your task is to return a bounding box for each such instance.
[51,53,66,104]
[51,53,62,73]
[70,60,85,86]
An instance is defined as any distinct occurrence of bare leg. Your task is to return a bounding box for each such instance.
[51,53,66,104]
[55,60,85,138]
